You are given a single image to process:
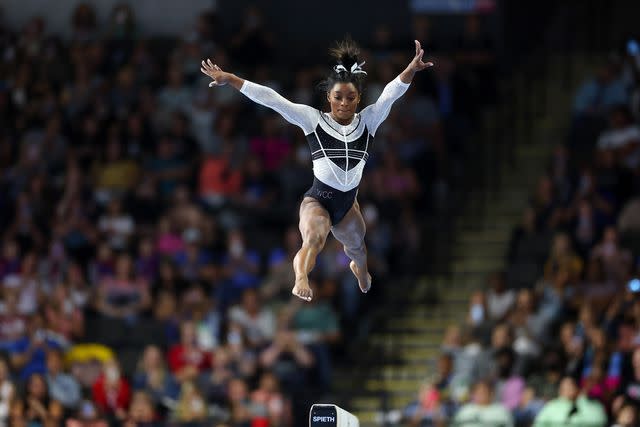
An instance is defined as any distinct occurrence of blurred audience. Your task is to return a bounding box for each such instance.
[395,41,640,427]
[0,2,493,426]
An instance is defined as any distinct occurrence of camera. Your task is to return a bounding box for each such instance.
[309,404,359,427]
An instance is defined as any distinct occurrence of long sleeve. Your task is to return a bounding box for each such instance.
[240,81,318,134]
[361,76,410,136]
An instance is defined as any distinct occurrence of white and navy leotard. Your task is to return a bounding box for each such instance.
[240,77,410,224]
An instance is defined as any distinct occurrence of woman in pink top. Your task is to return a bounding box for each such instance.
[155,217,184,256]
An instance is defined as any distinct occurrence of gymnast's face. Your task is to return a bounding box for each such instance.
[327,82,360,125]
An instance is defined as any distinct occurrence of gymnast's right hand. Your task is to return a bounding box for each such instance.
[200,59,230,86]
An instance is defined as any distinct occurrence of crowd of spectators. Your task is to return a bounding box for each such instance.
[392,42,640,427]
[0,2,496,426]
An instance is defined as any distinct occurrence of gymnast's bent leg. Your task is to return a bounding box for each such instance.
[292,197,332,301]
[331,199,371,293]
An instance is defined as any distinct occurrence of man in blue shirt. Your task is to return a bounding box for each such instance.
[8,315,67,380]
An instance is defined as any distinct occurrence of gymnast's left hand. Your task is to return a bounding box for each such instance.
[201,59,230,86]
[407,40,434,72]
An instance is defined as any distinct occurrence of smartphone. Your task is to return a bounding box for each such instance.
[628,278,640,293]
[628,39,640,56]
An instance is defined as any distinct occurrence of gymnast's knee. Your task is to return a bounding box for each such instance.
[345,239,366,256]
[303,232,327,251]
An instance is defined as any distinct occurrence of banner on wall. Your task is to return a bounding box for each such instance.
[410,0,496,14]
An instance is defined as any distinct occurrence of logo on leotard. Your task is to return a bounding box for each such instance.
[316,190,333,199]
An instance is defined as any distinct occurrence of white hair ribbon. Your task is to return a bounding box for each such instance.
[333,61,367,76]
[350,61,367,75]
[333,64,348,74]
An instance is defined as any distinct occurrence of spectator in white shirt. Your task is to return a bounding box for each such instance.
[597,106,640,169]
[453,380,514,427]
[228,288,276,350]
[486,271,515,323]
[98,198,135,251]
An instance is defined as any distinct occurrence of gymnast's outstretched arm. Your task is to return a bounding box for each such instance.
[361,40,434,135]
[200,59,317,134]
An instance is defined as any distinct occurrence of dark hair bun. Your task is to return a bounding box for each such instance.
[316,36,366,96]
[329,36,361,67]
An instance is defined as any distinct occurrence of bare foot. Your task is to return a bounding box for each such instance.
[292,277,313,302]
[350,261,372,293]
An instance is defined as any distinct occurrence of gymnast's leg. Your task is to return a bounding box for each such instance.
[292,197,332,301]
[331,199,371,293]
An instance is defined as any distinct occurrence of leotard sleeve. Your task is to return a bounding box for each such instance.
[240,81,318,135]
[360,77,410,136]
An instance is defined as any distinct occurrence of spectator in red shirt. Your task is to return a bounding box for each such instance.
[91,359,131,421]
[250,371,289,427]
[199,146,243,208]
[168,321,213,382]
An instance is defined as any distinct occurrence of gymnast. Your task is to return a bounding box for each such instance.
[201,37,433,301]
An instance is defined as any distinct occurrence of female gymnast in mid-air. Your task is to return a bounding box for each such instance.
[201,38,433,302]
